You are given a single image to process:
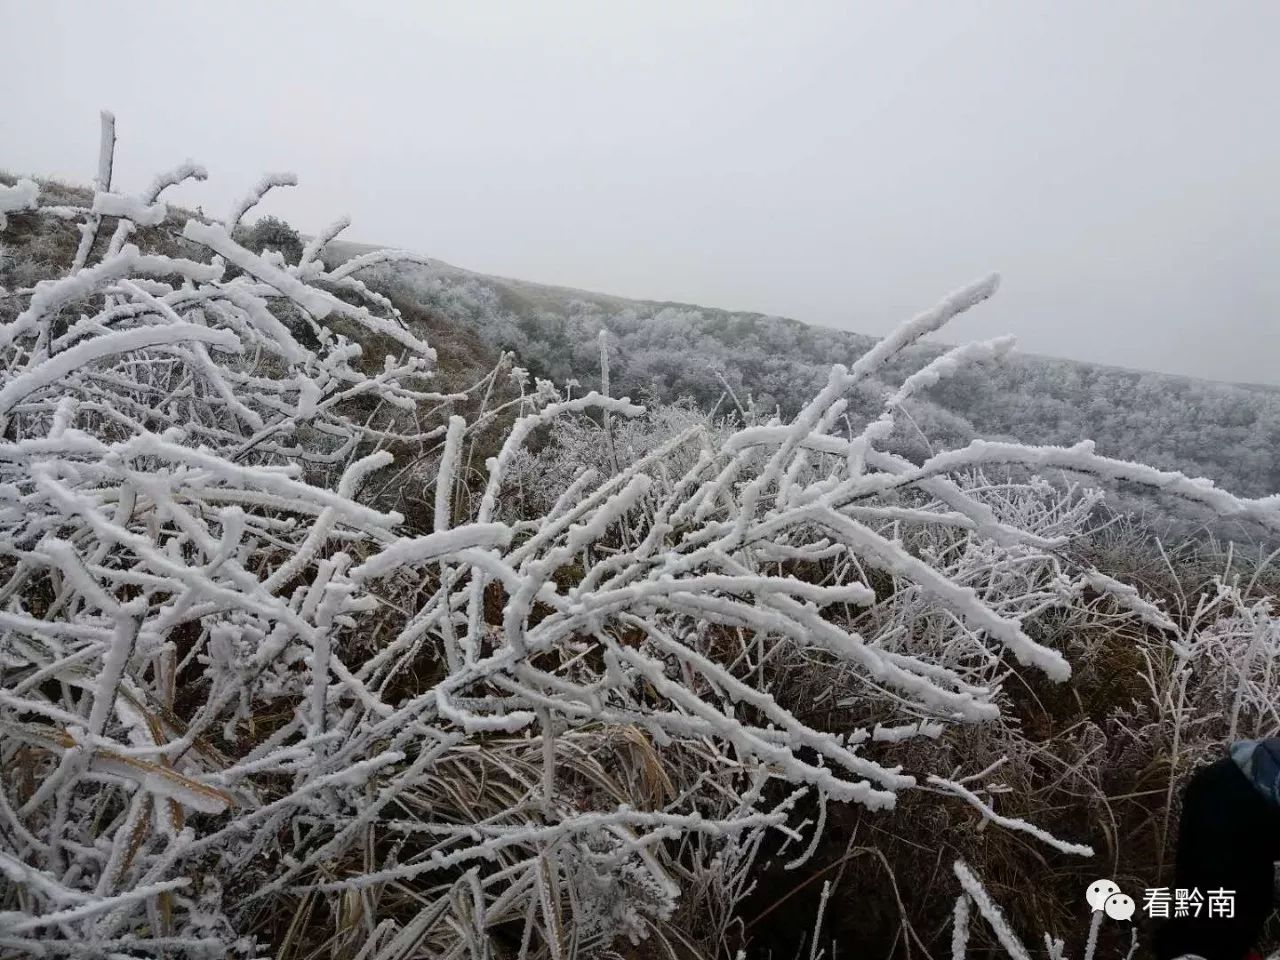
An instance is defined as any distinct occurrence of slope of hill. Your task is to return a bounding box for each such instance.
[325,242,1280,499]
[4,188,1273,499]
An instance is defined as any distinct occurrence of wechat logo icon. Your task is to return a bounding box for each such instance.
[1086,879,1135,921]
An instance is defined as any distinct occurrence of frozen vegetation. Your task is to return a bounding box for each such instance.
[0,116,1278,959]
[333,247,1280,501]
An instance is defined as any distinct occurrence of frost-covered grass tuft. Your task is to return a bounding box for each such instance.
[1,117,1278,960]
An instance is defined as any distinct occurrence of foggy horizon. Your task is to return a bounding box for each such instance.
[3,1,1277,386]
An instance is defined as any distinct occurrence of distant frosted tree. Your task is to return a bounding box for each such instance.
[238,213,303,263]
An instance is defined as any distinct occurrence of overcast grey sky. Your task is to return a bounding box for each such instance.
[2,2,1277,384]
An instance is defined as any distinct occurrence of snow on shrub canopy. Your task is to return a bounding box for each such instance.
[0,114,1277,959]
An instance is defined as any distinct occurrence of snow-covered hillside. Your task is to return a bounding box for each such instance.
[322,242,1280,500]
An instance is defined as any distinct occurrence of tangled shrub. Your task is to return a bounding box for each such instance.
[237,215,303,266]
[1,114,1278,960]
